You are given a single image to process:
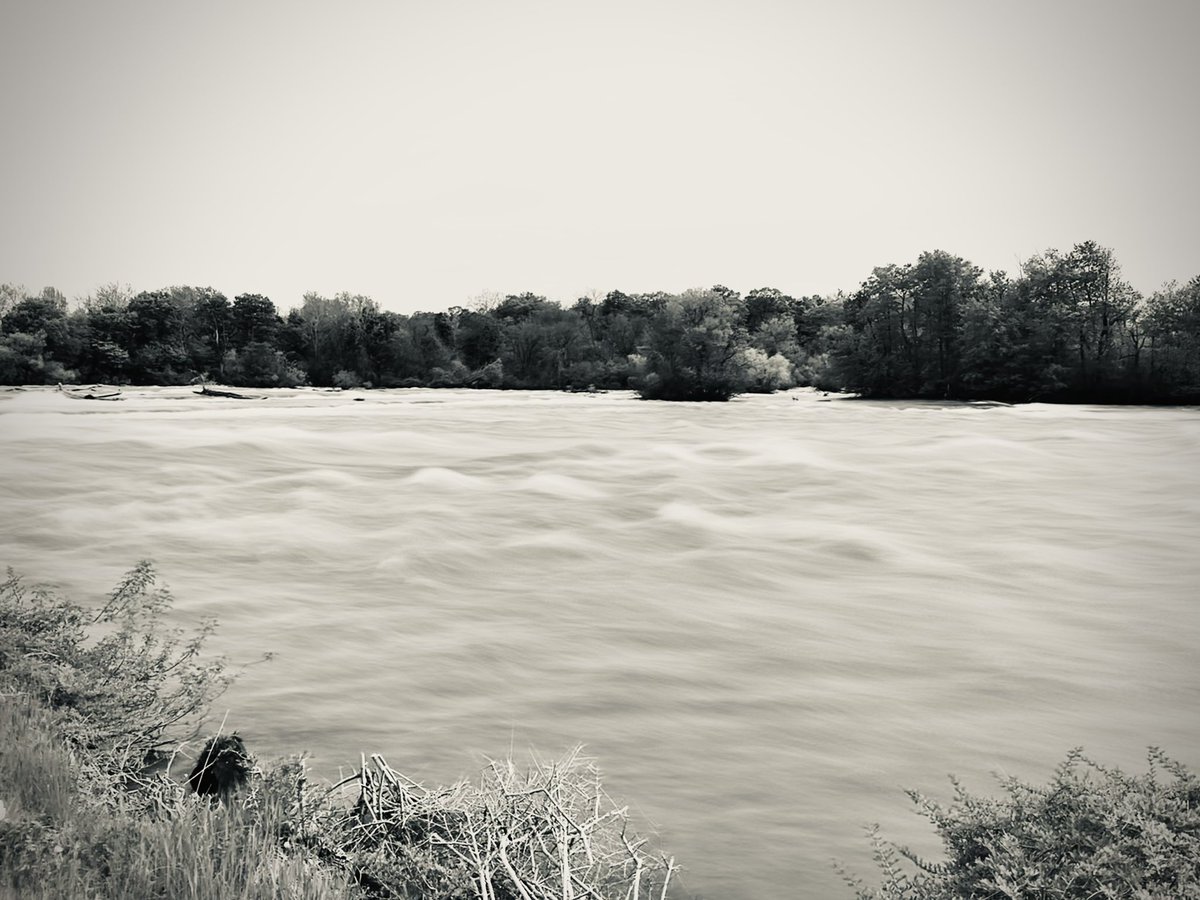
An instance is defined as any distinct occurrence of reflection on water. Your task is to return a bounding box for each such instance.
[2,386,1199,899]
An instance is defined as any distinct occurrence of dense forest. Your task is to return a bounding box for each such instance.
[2,241,1197,402]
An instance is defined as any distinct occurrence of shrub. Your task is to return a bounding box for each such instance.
[1,568,674,900]
[466,358,504,388]
[0,564,235,789]
[222,343,307,387]
[0,568,356,900]
[429,361,469,387]
[844,748,1200,899]
[737,347,793,393]
[332,369,364,389]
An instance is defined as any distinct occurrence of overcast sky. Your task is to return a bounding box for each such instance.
[1,0,1196,313]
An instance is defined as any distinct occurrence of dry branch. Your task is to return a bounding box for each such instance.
[195,386,264,400]
[336,747,673,900]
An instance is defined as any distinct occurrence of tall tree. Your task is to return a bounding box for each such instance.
[1143,276,1200,400]
[127,290,190,382]
[230,294,279,349]
[635,289,749,400]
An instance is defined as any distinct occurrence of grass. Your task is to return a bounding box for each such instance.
[5,563,1198,899]
[0,697,354,899]
[0,565,672,900]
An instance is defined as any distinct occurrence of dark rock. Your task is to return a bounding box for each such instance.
[188,734,253,799]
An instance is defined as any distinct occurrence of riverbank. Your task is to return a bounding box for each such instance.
[0,566,673,900]
[4,566,1200,898]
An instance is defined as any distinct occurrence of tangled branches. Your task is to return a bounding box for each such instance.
[338,747,676,900]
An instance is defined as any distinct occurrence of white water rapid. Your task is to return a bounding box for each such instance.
[2,386,1197,899]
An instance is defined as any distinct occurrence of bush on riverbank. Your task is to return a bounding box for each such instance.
[0,563,236,791]
[0,566,674,900]
[7,566,1198,899]
[0,699,354,899]
[844,748,1200,899]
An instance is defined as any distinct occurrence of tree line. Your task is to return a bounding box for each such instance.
[2,240,1197,402]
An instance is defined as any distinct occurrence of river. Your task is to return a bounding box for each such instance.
[1,386,1198,899]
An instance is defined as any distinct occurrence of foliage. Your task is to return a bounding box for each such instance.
[0,332,75,384]
[634,288,750,401]
[0,568,674,900]
[1,241,1197,401]
[223,342,306,388]
[0,566,358,897]
[333,369,366,389]
[1141,277,1200,400]
[0,697,78,823]
[844,748,1200,900]
[737,347,793,393]
[0,564,234,786]
[231,293,281,349]
[0,701,357,900]
[835,252,981,398]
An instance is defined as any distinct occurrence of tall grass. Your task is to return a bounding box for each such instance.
[0,698,77,823]
[0,566,672,900]
[18,564,1194,899]
[0,675,356,899]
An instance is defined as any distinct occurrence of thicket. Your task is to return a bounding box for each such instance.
[3,567,1198,897]
[2,241,1197,402]
[0,566,674,900]
[845,749,1200,899]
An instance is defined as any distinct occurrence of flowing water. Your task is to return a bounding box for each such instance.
[2,386,1198,899]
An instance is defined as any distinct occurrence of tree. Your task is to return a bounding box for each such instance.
[0,332,75,384]
[743,286,794,333]
[74,288,135,382]
[80,282,133,313]
[0,283,25,322]
[2,288,67,336]
[835,264,913,396]
[230,293,279,349]
[178,287,231,373]
[356,308,403,386]
[456,310,503,371]
[909,250,981,395]
[634,289,749,400]
[127,290,191,382]
[222,341,304,387]
[1060,240,1138,391]
[502,319,546,386]
[290,292,356,385]
[536,307,594,388]
[835,252,980,397]
[493,292,556,322]
[737,347,793,392]
[1143,276,1200,400]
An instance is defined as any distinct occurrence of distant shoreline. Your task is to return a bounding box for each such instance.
[3,243,1197,404]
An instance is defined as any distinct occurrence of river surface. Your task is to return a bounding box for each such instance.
[2,386,1198,898]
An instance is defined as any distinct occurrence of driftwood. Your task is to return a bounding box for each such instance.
[195,386,265,400]
[58,383,122,401]
[341,747,676,900]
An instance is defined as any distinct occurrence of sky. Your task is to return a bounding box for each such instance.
[1,0,1197,314]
